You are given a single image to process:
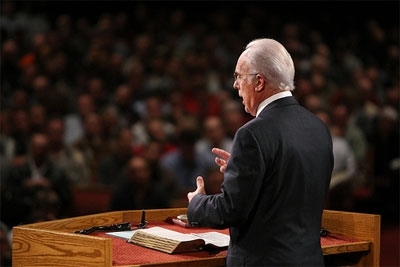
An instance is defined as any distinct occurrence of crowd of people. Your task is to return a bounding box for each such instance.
[0,2,398,264]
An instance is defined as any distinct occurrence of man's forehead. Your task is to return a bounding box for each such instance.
[236,54,248,70]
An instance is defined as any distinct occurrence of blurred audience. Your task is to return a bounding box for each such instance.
[159,116,209,204]
[8,108,31,158]
[195,115,233,171]
[0,1,398,229]
[0,221,12,267]
[0,111,16,164]
[221,100,251,139]
[131,94,175,148]
[363,106,399,222]
[72,112,111,184]
[109,156,171,211]
[1,133,73,228]
[330,103,368,187]
[97,127,136,187]
[315,108,357,211]
[110,83,139,128]
[64,93,97,146]
[46,117,90,187]
[29,103,47,134]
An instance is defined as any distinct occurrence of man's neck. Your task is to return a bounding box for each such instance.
[256,91,292,117]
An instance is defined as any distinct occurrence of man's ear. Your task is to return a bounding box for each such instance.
[255,74,266,92]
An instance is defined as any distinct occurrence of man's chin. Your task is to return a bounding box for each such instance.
[244,107,252,116]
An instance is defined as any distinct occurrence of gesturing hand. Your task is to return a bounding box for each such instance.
[187,176,205,203]
[212,147,231,173]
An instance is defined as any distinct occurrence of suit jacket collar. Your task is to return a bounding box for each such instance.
[258,96,299,117]
[256,91,292,117]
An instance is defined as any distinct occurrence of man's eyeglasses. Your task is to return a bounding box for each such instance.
[233,72,258,81]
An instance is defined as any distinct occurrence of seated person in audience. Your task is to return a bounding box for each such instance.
[73,112,111,184]
[366,106,399,221]
[159,129,208,203]
[315,108,357,210]
[46,117,91,187]
[221,100,250,139]
[64,93,96,146]
[131,94,175,148]
[195,115,233,172]
[1,133,73,228]
[109,156,171,211]
[97,127,136,187]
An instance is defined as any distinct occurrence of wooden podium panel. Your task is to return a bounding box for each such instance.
[12,208,380,267]
[321,209,381,266]
[13,208,188,267]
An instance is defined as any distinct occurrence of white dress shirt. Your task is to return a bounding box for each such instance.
[256,91,292,117]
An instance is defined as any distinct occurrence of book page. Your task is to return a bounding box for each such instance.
[191,232,230,247]
[137,226,200,242]
[106,227,200,241]
[106,230,138,239]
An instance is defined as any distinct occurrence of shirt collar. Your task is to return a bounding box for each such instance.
[256,91,292,117]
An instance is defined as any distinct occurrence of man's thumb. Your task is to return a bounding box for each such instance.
[196,176,205,192]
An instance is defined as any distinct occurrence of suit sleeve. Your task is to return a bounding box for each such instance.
[187,126,267,228]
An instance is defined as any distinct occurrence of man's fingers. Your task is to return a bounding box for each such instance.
[212,147,231,160]
[215,157,225,166]
[219,166,226,173]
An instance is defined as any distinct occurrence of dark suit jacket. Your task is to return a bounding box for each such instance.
[187,96,334,266]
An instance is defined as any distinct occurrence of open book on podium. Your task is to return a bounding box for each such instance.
[109,226,230,254]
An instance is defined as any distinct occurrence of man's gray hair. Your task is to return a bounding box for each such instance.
[245,38,295,91]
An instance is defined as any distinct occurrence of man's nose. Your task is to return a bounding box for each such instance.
[233,80,239,90]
